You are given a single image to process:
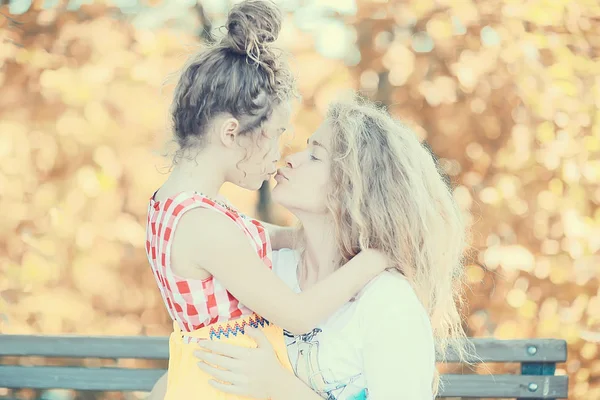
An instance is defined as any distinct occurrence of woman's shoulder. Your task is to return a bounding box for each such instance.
[356,271,431,327]
[358,271,416,301]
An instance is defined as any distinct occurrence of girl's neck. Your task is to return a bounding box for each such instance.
[162,151,227,200]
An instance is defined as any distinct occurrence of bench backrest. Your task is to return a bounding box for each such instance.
[0,335,568,398]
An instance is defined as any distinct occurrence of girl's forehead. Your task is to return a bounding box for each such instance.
[274,101,292,120]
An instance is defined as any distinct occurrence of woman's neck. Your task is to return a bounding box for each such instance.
[296,213,338,289]
[163,151,226,199]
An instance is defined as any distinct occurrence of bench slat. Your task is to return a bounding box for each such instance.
[440,374,568,398]
[0,335,168,360]
[449,338,567,363]
[0,366,568,398]
[0,336,567,363]
[0,366,163,391]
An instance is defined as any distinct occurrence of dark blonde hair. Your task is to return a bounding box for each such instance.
[171,0,295,152]
[325,94,471,394]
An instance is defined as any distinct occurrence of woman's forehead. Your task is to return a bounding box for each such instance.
[311,121,332,144]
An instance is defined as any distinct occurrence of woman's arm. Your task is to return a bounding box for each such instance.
[268,368,324,400]
[176,209,389,335]
[147,372,167,400]
[195,327,324,400]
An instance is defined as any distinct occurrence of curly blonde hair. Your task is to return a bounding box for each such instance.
[318,94,470,394]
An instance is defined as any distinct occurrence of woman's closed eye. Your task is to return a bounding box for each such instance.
[310,154,320,161]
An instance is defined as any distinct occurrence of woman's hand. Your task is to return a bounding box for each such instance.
[194,327,285,399]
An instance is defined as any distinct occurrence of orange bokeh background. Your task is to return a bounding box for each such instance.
[1,1,599,398]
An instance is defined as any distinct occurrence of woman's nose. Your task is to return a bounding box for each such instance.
[284,150,308,169]
[284,153,296,168]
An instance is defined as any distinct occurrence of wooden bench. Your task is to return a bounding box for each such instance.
[0,335,568,398]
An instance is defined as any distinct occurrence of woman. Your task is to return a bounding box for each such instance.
[194,95,470,399]
[146,1,391,398]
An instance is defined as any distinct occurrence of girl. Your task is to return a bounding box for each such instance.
[194,95,471,399]
[146,2,390,399]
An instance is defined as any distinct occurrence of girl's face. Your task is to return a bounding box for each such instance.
[230,102,292,191]
[271,121,333,214]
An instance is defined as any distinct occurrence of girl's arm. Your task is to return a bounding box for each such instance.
[176,209,389,335]
[259,220,297,250]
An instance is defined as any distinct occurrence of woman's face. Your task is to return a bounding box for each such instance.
[271,121,333,214]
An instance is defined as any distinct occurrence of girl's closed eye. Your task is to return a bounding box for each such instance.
[310,154,320,161]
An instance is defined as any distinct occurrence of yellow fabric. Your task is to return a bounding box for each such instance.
[164,315,292,399]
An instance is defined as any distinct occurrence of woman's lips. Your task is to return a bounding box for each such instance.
[274,169,289,182]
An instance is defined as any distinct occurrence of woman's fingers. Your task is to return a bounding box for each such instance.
[199,341,253,358]
[207,379,247,396]
[244,327,270,348]
[194,349,239,370]
[196,360,242,385]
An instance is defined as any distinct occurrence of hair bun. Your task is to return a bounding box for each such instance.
[225,0,282,59]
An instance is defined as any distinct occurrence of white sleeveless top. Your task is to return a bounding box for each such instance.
[272,249,435,400]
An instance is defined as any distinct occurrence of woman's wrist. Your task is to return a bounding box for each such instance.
[267,364,324,400]
[266,363,292,399]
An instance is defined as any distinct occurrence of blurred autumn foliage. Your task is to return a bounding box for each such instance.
[1,0,599,399]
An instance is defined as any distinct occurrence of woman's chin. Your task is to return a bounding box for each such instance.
[271,184,291,207]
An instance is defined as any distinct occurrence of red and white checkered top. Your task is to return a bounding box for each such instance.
[145,191,272,332]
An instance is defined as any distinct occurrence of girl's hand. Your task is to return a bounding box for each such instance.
[360,248,393,273]
[194,327,285,399]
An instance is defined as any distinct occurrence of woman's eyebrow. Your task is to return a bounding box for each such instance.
[307,138,327,151]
